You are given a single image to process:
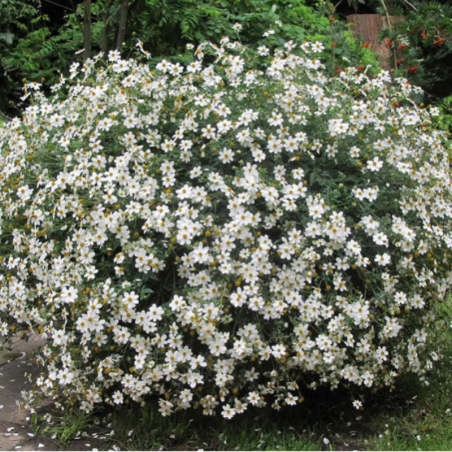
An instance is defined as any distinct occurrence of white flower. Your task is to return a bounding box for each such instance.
[367,157,384,172]
[60,286,77,304]
[112,391,124,405]
[311,42,324,53]
[375,253,391,266]
[329,118,349,136]
[221,404,236,419]
[263,29,275,37]
[268,111,283,127]
[219,148,235,163]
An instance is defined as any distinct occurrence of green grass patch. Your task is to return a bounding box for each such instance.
[35,410,98,447]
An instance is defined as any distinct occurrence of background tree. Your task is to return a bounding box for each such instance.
[0,0,40,116]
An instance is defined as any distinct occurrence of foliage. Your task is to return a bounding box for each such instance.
[1,37,451,420]
[379,1,452,100]
[37,410,96,447]
[112,0,380,74]
[0,0,40,114]
[3,1,107,91]
[109,403,323,450]
[434,96,452,134]
[126,0,333,55]
[0,0,380,115]
[0,0,40,50]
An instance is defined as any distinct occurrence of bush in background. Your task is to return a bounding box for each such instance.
[379,1,452,100]
[0,0,379,115]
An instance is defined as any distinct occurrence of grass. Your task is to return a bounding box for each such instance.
[33,410,98,447]
[33,297,452,451]
[109,405,324,451]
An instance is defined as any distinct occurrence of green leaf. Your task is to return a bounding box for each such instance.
[0,32,14,44]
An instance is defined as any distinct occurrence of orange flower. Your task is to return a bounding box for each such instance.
[362,41,370,48]
[397,43,407,51]
[434,37,445,46]
[384,38,393,48]
[407,65,420,73]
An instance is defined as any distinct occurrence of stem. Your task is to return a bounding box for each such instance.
[379,0,398,71]
[331,20,336,71]
[400,0,417,12]
[323,0,337,71]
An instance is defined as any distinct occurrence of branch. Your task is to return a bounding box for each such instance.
[379,0,398,71]
[400,0,418,12]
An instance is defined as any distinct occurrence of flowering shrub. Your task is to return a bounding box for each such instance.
[0,37,451,418]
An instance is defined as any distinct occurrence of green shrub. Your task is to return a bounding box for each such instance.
[434,96,452,134]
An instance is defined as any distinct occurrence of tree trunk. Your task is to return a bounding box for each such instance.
[115,0,129,52]
[101,19,111,54]
[83,0,91,61]
[101,0,114,54]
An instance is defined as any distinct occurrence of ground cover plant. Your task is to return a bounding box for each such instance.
[0,36,451,424]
